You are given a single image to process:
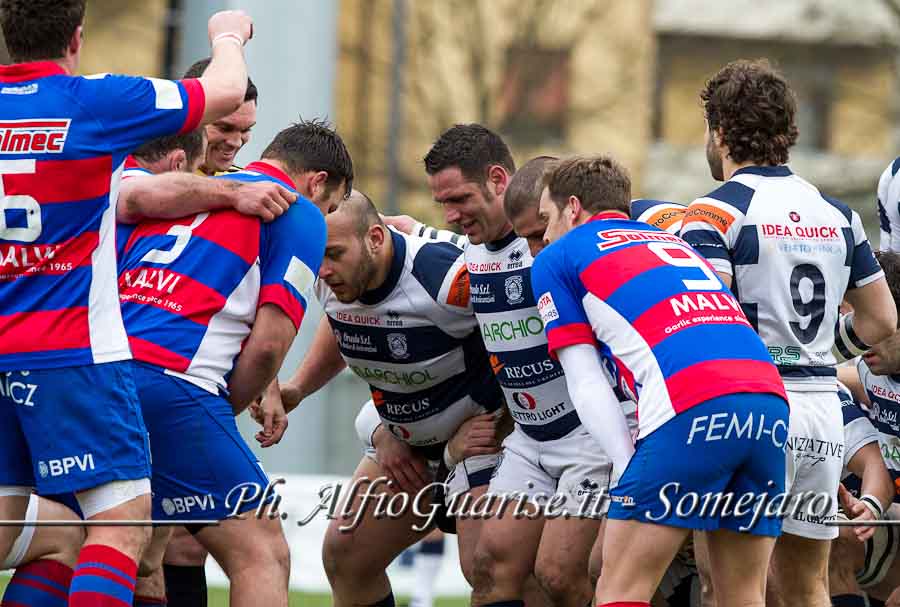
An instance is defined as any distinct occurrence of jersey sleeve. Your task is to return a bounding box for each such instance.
[410,241,472,315]
[258,200,326,330]
[877,158,900,253]
[839,386,879,466]
[630,199,686,234]
[848,209,884,289]
[76,74,205,152]
[531,244,595,358]
[679,192,745,275]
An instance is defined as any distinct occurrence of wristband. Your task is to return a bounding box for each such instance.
[443,443,458,469]
[212,32,245,48]
[859,494,884,519]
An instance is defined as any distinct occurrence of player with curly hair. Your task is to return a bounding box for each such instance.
[681,59,897,607]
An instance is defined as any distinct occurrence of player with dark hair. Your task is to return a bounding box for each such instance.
[115,121,339,606]
[681,59,897,607]
[0,2,255,605]
[835,251,900,607]
[183,57,258,175]
[532,153,790,607]
[261,118,354,212]
[415,125,612,607]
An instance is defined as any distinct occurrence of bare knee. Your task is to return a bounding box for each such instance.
[471,545,500,595]
[322,526,367,583]
[535,559,583,603]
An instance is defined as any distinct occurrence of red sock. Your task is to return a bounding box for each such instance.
[67,545,136,607]
[1,559,73,607]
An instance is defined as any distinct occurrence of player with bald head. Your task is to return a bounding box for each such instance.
[278,190,507,607]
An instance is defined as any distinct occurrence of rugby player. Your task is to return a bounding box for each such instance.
[388,131,641,607]
[531,154,790,607]
[278,192,506,607]
[680,59,897,607]
[423,132,608,607]
[114,122,347,606]
[183,57,256,176]
[824,383,894,607]
[877,157,900,253]
[833,251,900,607]
[0,2,255,605]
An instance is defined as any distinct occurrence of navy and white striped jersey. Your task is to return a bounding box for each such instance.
[876,157,900,252]
[839,382,881,496]
[316,229,503,456]
[856,359,900,502]
[630,199,686,234]
[466,231,584,441]
[681,165,883,390]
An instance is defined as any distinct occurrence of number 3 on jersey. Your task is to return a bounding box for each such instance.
[140,212,209,265]
[0,160,42,243]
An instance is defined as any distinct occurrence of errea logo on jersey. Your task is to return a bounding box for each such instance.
[0,119,70,154]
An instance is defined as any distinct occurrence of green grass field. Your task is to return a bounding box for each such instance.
[0,574,468,606]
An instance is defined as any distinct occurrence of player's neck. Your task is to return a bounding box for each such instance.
[722,158,764,181]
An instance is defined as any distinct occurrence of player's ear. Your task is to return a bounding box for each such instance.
[367,224,386,252]
[568,195,582,222]
[168,149,187,173]
[68,25,84,57]
[487,165,509,198]
[310,171,329,199]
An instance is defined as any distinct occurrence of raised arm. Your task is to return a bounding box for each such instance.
[117,174,296,224]
[197,11,254,124]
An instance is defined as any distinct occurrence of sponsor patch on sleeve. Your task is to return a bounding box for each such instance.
[682,202,735,234]
[537,292,559,324]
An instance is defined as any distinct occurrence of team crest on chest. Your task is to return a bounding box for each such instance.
[387,332,410,360]
[505,275,525,305]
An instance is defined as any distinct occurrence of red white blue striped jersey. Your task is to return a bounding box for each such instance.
[531,212,787,439]
[117,162,325,393]
[0,60,204,370]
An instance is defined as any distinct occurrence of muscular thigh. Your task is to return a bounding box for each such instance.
[324,456,432,570]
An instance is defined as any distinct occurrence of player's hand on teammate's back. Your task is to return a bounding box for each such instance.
[208,10,254,45]
[838,483,877,541]
[235,181,297,222]
[372,426,430,494]
[447,413,501,463]
[381,214,417,234]
[886,584,900,606]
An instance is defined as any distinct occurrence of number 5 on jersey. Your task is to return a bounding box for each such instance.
[0,160,42,243]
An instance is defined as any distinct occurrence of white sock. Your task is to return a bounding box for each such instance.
[409,548,443,607]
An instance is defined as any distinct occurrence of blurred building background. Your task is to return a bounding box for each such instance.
[5,0,900,477]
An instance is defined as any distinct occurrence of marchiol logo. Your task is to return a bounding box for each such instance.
[0,119,70,154]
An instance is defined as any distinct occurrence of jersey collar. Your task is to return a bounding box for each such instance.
[485,229,518,252]
[587,211,629,223]
[359,229,406,305]
[0,60,66,82]
[245,161,296,189]
[733,165,792,178]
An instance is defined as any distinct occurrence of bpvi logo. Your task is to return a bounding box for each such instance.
[38,453,94,478]
[161,494,216,516]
